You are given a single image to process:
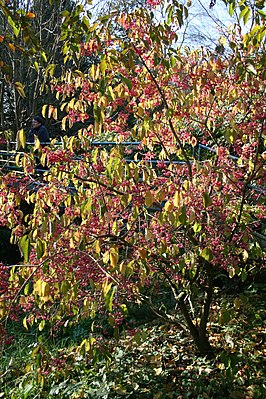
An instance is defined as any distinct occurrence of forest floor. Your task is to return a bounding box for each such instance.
[0,283,265,399]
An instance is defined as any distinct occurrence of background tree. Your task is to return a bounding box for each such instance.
[90,0,147,17]
[0,0,91,138]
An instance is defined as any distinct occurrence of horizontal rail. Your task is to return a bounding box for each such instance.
[0,142,265,193]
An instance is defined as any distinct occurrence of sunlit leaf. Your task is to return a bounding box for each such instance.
[19,235,31,263]
[200,247,213,262]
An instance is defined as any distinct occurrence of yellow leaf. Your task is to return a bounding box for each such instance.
[110,248,119,267]
[48,105,55,118]
[145,228,153,241]
[17,129,26,148]
[173,190,182,207]
[15,153,22,165]
[94,240,101,255]
[138,248,147,259]
[137,104,144,117]
[39,320,45,331]
[69,237,75,248]
[154,367,163,376]
[164,200,173,212]
[102,250,109,264]
[34,137,41,150]
[42,104,48,118]
[183,180,190,191]
[145,191,154,207]
[40,152,46,166]
[20,295,26,305]
[52,107,58,120]
[15,82,25,98]
[121,193,132,207]
[23,316,28,330]
[218,36,226,46]
[108,86,115,100]
[102,279,112,297]
[41,281,50,297]
[62,116,67,131]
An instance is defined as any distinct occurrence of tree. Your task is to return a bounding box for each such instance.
[92,0,147,15]
[0,0,265,356]
[0,0,91,137]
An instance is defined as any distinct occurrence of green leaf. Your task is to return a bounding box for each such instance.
[257,9,266,18]
[193,222,202,233]
[239,6,249,21]
[19,235,31,263]
[7,16,20,37]
[121,193,132,207]
[105,286,115,312]
[61,281,69,295]
[229,2,235,17]
[200,248,213,262]
[170,56,176,67]
[34,61,39,71]
[24,283,30,295]
[100,58,107,73]
[36,238,45,259]
[134,331,142,345]
[81,197,92,218]
[61,10,70,17]
[82,15,90,31]
[166,4,174,25]
[108,85,115,100]
[119,74,132,90]
[202,192,212,208]
[99,202,107,218]
[241,268,247,282]
[40,51,47,62]
[120,304,128,317]
[166,108,174,119]
[178,206,187,224]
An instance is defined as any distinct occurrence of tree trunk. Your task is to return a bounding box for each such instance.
[192,328,214,356]
[177,261,214,356]
[178,294,214,356]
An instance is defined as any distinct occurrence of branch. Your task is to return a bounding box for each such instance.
[130,42,193,180]
[4,258,48,329]
[73,174,125,195]
[199,261,214,336]
[229,120,265,241]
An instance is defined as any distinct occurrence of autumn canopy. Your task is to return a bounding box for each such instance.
[0,0,265,360]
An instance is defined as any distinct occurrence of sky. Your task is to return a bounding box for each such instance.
[178,0,236,48]
[87,0,239,49]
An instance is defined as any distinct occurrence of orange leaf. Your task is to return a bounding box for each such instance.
[8,43,15,52]
[26,12,36,18]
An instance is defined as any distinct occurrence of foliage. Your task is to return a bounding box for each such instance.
[0,0,265,364]
[0,0,92,134]
[0,284,265,398]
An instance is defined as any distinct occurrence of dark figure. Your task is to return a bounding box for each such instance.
[27,115,50,144]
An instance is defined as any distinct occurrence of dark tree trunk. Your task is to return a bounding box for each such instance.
[177,260,215,356]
